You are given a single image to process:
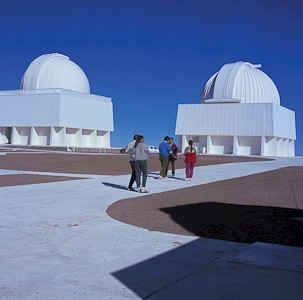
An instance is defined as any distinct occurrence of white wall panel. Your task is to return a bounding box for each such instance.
[237,136,261,155]
[176,103,275,137]
[0,89,114,132]
[272,105,296,139]
[0,94,60,126]
[59,94,114,131]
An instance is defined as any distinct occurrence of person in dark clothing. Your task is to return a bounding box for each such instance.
[125,134,138,191]
[168,137,178,176]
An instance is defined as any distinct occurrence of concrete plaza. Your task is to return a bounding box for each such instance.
[1,153,303,299]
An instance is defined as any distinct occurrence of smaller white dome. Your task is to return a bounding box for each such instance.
[21,53,90,93]
[201,62,280,105]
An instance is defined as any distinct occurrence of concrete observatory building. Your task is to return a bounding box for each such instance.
[175,61,296,157]
[0,53,114,148]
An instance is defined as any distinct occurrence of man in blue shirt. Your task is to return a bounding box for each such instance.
[158,136,172,179]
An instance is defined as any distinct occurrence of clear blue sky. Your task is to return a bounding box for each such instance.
[0,0,302,155]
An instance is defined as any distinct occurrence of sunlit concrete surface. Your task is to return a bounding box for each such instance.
[1,155,303,299]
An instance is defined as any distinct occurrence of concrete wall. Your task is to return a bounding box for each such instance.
[0,89,114,148]
[175,103,296,139]
[175,102,296,157]
[178,134,295,157]
[0,126,111,148]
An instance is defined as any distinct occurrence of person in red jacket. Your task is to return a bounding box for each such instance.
[184,140,196,181]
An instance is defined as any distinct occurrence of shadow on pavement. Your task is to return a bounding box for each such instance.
[112,237,303,299]
[112,238,238,299]
[102,182,128,190]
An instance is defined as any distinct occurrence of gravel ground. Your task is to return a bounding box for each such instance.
[3,151,302,247]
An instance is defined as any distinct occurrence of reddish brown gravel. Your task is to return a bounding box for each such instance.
[0,174,85,187]
[107,166,303,247]
[0,152,270,175]
[3,152,302,247]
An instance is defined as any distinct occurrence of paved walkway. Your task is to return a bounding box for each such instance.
[1,156,303,299]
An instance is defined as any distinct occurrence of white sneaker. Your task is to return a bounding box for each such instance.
[158,175,164,179]
[139,187,149,193]
[184,178,190,181]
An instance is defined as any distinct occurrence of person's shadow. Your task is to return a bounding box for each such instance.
[147,172,159,179]
[102,182,128,190]
[147,172,184,180]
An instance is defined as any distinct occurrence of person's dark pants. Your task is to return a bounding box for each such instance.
[169,158,176,176]
[134,160,148,188]
[128,161,136,189]
[159,155,170,177]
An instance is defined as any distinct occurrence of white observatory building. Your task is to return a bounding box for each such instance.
[0,53,114,148]
[175,61,296,157]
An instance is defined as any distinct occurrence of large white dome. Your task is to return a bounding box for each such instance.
[201,61,280,105]
[20,53,90,93]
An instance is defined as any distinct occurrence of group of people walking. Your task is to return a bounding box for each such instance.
[125,134,197,193]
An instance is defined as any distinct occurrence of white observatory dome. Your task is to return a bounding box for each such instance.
[20,53,90,93]
[201,61,280,105]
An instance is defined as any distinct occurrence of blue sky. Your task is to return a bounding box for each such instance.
[0,0,302,155]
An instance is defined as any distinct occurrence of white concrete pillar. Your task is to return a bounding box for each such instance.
[233,136,239,155]
[50,127,65,146]
[262,136,277,157]
[82,129,93,147]
[30,127,38,145]
[49,127,55,146]
[65,128,74,146]
[282,138,288,157]
[96,130,111,148]
[103,131,110,148]
[207,135,212,155]
[74,128,82,147]
[0,128,5,144]
[289,139,295,157]
[261,136,266,156]
[11,127,19,145]
[271,137,277,156]
[96,130,103,147]
[181,135,189,153]
[90,130,97,147]
[276,137,283,156]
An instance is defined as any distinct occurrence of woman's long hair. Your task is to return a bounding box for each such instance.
[188,140,193,152]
